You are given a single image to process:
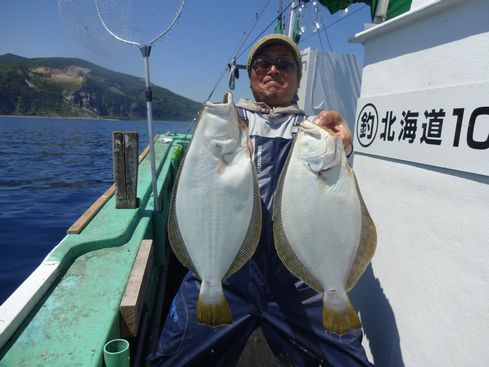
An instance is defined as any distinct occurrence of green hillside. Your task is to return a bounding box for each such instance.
[0,53,201,121]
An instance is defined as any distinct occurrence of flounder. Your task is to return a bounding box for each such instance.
[168,92,261,326]
[273,118,376,335]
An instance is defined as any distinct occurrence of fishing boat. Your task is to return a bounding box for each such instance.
[1,0,487,366]
[0,132,192,366]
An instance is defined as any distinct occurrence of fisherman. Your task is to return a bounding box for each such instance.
[147,34,372,367]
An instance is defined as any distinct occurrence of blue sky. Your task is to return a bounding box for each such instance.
[0,0,371,103]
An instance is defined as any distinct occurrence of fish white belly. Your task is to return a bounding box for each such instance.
[279,152,362,291]
[175,141,254,281]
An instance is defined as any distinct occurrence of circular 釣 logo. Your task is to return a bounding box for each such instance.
[356,103,378,147]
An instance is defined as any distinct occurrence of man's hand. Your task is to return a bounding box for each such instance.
[317,111,353,156]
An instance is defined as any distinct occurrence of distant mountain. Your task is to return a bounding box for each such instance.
[0,53,201,121]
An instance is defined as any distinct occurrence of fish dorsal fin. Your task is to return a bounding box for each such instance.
[167,148,199,277]
[345,174,377,291]
[224,160,262,279]
[272,142,323,293]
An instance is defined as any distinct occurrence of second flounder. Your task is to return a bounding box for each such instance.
[273,118,376,335]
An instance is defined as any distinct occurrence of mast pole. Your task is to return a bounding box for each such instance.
[287,0,298,38]
[374,0,390,23]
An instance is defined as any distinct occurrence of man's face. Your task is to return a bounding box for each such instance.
[249,44,299,108]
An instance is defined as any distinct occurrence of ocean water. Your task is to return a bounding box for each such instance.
[0,116,192,304]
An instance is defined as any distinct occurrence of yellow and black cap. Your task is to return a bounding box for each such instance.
[247,34,302,78]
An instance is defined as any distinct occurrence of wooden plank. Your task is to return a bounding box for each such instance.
[113,131,139,209]
[66,137,154,235]
[120,239,154,337]
[67,184,116,234]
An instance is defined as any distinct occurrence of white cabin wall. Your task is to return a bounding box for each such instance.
[351,156,489,367]
[297,48,362,127]
[360,0,489,97]
[350,0,489,366]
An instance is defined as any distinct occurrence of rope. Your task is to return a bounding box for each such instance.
[236,0,295,60]
[231,0,273,62]
[192,1,368,130]
[204,0,276,102]
[301,4,368,45]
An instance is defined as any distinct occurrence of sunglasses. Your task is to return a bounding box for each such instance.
[251,58,298,73]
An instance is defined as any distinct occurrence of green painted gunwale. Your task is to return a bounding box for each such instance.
[0,134,189,366]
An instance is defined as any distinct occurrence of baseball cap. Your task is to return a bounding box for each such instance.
[247,34,302,77]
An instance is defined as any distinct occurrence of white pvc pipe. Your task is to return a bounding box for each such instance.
[287,1,298,38]
[374,0,390,23]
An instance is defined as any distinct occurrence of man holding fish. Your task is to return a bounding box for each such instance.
[147,34,375,367]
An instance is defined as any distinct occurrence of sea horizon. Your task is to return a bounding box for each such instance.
[0,115,191,304]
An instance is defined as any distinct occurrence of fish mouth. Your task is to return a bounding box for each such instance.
[222,91,232,104]
[205,92,233,108]
[203,92,236,120]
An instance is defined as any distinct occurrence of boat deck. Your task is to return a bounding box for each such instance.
[0,134,188,366]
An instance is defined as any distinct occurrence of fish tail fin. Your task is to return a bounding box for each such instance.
[196,280,232,326]
[322,290,361,335]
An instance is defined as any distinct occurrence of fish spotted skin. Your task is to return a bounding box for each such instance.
[273,118,376,335]
[168,92,262,326]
